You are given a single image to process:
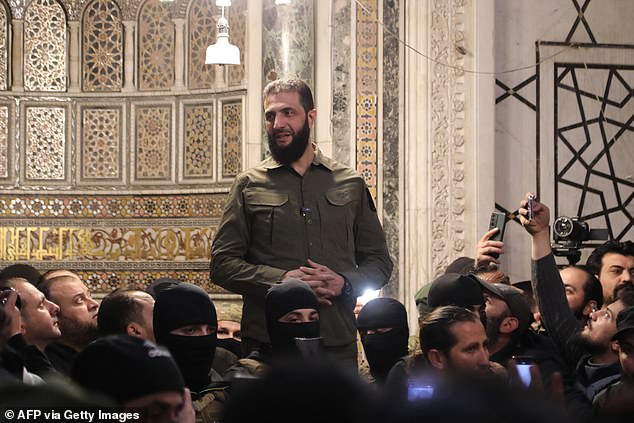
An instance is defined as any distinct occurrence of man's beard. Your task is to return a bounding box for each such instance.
[573,331,608,356]
[267,119,311,165]
[58,315,99,349]
[485,314,506,348]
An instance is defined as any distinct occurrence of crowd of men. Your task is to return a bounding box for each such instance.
[1,78,634,422]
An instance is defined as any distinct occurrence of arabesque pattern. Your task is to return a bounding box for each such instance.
[0,106,7,178]
[135,106,171,180]
[188,0,216,89]
[0,7,7,90]
[184,104,213,178]
[82,108,121,180]
[25,107,66,180]
[24,0,66,91]
[82,0,123,92]
[138,0,174,91]
[222,101,241,178]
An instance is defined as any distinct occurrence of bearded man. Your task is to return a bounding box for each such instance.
[211,78,392,368]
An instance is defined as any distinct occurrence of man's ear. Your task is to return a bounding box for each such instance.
[126,322,143,338]
[499,316,519,334]
[427,349,447,370]
[610,340,619,354]
[307,108,317,128]
[582,300,598,317]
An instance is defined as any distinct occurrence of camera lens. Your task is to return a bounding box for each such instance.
[553,216,573,238]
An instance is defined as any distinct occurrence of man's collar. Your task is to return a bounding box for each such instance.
[263,144,334,171]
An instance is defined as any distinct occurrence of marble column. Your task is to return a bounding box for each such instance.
[261,0,314,89]
[123,20,135,92]
[11,20,24,92]
[68,21,81,92]
[401,0,495,332]
[172,18,186,91]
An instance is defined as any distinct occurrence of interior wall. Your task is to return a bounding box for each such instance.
[495,0,634,281]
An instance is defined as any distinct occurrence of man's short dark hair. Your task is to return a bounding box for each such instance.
[262,78,315,114]
[565,265,604,310]
[419,305,480,357]
[98,289,146,336]
[586,240,634,275]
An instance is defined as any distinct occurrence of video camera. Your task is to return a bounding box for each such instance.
[551,216,608,265]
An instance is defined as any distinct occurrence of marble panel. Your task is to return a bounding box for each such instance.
[381,0,400,296]
[331,0,352,164]
[262,0,314,87]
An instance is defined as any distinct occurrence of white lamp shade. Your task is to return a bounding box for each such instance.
[216,0,231,6]
[205,35,241,65]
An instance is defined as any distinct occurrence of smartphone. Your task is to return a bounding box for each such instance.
[527,194,535,221]
[489,212,507,242]
[407,378,435,401]
[408,383,434,401]
[512,355,534,387]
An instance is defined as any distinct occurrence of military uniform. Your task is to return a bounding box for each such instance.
[211,147,392,351]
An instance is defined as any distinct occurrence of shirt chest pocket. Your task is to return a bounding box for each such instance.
[244,190,290,246]
[321,184,359,252]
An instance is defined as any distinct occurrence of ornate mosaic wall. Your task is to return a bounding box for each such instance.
[81,107,123,181]
[24,0,67,92]
[0,0,246,293]
[0,5,6,91]
[82,0,123,92]
[356,0,379,201]
[0,106,7,178]
[24,106,68,181]
[138,0,174,91]
[134,105,172,181]
[0,193,227,293]
[221,100,242,179]
[188,0,217,89]
[183,104,214,179]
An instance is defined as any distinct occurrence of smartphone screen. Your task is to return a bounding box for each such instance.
[408,384,434,401]
[512,356,535,387]
[407,377,435,401]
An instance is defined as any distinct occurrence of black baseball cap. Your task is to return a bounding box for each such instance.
[478,281,533,333]
[611,306,634,341]
[427,273,485,309]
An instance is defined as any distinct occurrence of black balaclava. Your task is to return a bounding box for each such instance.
[154,283,217,393]
[217,338,242,358]
[265,279,320,355]
[357,298,409,383]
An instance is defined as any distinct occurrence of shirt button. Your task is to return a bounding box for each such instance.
[309,242,313,246]
[307,219,312,224]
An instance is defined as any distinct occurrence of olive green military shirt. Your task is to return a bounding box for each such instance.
[210,147,393,346]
